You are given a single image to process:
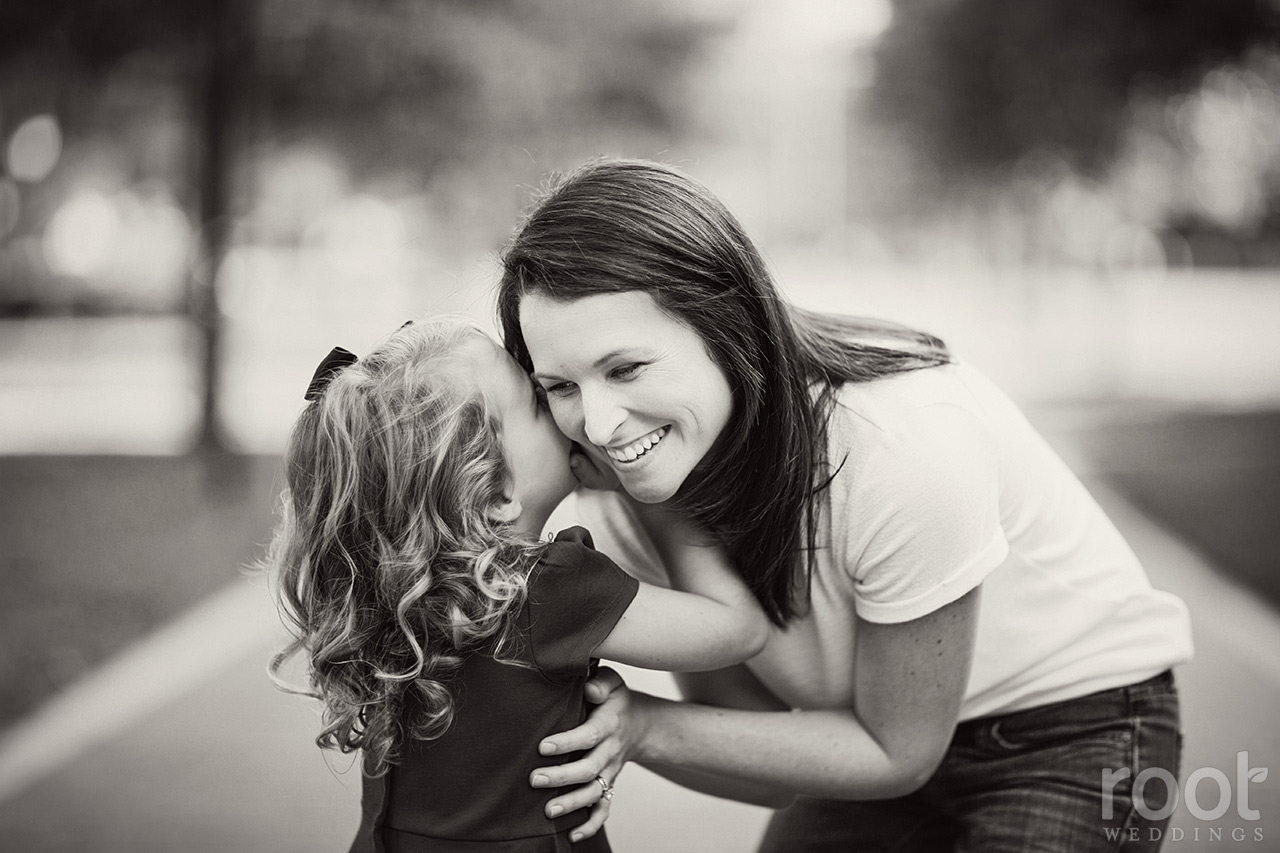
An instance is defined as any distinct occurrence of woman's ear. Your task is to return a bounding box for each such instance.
[487,495,522,523]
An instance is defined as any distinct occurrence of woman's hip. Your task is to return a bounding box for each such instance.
[757,671,1182,852]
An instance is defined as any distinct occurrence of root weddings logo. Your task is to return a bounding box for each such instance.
[1102,752,1268,844]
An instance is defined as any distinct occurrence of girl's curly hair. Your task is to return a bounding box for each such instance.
[265,318,543,777]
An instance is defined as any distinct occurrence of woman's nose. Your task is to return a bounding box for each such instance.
[580,386,626,447]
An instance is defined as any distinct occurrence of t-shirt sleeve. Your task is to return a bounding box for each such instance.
[562,491,670,587]
[523,527,641,682]
[846,402,1009,624]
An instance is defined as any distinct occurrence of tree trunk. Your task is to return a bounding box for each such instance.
[192,0,250,487]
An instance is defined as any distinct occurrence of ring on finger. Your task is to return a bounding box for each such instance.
[594,775,615,801]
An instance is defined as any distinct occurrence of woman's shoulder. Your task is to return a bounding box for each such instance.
[551,494,670,586]
[831,360,983,420]
[822,366,1010,593]
[828,364,988,447]
[824,363,1001,500]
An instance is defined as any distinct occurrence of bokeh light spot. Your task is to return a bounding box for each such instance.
[307,194,407,278]
[44,191,120,277]
[848,0,893,40]
[111,193,193,297]
[6,114,63,183]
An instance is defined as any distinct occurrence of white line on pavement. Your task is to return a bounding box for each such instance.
[0,576,283,803]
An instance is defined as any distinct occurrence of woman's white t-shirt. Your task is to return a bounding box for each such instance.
[568,360,1193,720]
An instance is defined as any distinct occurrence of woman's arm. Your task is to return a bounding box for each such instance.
[634,762,797,809]
[672,663,791,712]
[594,509,769,671]
[636,665,797,808]
[537,588,979,810]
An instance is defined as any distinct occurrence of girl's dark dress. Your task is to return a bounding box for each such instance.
[349,527,639,853]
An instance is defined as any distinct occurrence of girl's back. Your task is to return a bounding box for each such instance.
[350,528,633,853]
[269,319,767,850]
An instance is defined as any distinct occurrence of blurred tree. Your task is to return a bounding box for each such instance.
[869,0,1280,181]
[255,0,704,168]
[0,0,239,456]
[0,1,201,69]
[0,0,715,455]
[247,0,716,252]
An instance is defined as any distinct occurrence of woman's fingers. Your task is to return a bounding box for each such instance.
[542,769,616,818]
[543,753,625,816]
[531,738,618,789]
[543,780,600,819]
[568,796,613,843]
[538,714,610,760]
[584,666,626,705]
[541,667,625,756]
[531,667,636,841]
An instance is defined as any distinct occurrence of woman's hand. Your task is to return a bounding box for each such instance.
[530,667,652,842]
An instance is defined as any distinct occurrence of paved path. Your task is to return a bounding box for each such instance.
[1,450,1278,851]
[0,578,772,852]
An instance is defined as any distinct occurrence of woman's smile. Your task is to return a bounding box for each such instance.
[604,426,669,464]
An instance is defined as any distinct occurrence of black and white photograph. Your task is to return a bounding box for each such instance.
[1,1,1278,850]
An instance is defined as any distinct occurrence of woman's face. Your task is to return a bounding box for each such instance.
[519,290,734,504]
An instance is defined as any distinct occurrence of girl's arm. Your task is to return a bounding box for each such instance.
[534,587,979,832]
[593,505,769,672]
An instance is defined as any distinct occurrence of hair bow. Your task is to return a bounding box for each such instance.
[304,347,358,401]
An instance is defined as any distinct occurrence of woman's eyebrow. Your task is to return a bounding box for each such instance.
[531,349,643,383]
[592,349,639,368]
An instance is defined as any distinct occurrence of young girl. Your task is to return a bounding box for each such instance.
[265,317,767,853]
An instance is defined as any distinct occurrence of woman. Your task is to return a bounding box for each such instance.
[496,159,1192,851]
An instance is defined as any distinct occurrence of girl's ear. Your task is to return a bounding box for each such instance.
[487,497,522,523]
[487,471,520,523]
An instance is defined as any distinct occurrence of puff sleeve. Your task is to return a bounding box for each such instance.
[521,527,640,681]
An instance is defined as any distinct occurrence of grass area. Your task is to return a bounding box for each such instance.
[1073,407,1280,609]
[0,454,283,729]
[1,407,1277,732]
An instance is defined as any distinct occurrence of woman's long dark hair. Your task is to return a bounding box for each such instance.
[497,160,949,624]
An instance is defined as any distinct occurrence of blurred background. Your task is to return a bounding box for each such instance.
[1,0,1279,850]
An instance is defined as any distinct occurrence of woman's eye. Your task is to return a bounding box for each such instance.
[544,381,576,397]
[611,363,643,380]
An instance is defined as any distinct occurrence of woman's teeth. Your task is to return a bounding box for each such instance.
[607,427,668,463]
